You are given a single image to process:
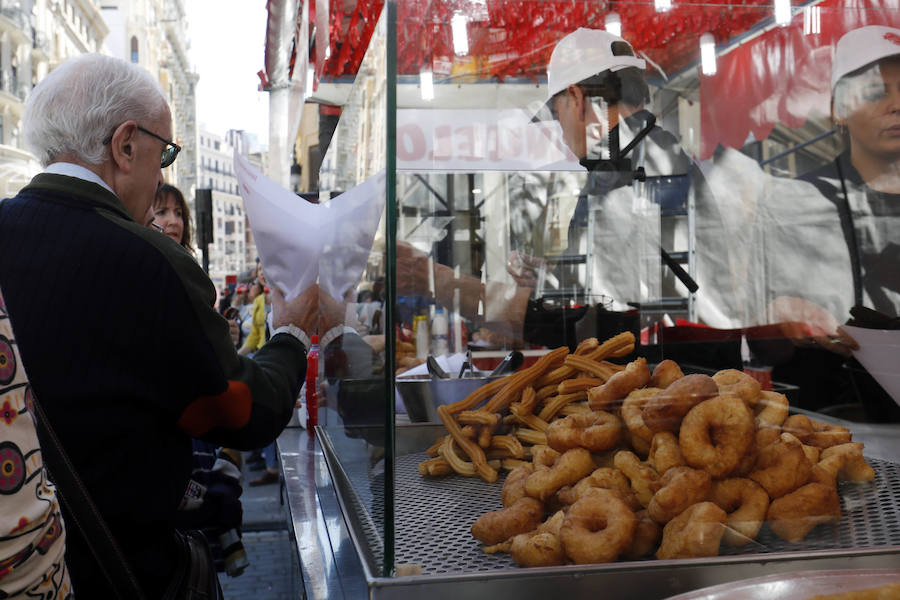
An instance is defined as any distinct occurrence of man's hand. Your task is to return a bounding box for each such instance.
[271,284,319,334]
[507,250,545,288]
[319,288,346,334]
[396,241,432,296]
[769,296,855,356]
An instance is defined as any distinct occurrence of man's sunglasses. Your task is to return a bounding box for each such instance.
[102,125,181,168]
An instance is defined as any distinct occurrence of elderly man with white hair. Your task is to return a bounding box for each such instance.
[0,54,318,597]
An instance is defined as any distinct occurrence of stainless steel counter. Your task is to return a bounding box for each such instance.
[279,411,900,600]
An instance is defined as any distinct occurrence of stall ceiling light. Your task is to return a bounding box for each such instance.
[655,0,672,12]
[451,12,469,55]
[700,33,717,76]
[803,5,821,34]
[420,68,435,101]
[605,12,622,37]
[774,0,792,26]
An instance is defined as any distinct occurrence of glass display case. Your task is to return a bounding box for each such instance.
[280,1,900,598]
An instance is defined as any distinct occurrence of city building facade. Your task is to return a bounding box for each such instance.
[198,126,258,288]
[0,0,109,195]
[100,0,198,196]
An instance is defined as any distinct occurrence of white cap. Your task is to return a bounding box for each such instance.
[547,28,646,99]
[832,25,900,90]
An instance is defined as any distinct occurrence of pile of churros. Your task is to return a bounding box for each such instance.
[418,332,875,566]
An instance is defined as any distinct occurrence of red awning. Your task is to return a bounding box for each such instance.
[699,0,900,160]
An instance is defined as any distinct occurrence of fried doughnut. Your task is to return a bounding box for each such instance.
[707,478,769,547]
[782,414,815,443]
[648,432,685,474]
[501,463,534,507]
[801,443,821,465]
[712,369,761,407]
[755,390,789,423]
[622,509,662,560]
[807,420,853,449]
[621,387,661,451]
[471,496,545,545]
[559,488,638,564]
[679,395,755,479]
[808,462,837,487]
[754,391,789,448]
[643,374,719,433]
[748,433,812,498]
[819,443,875,483]
[557,467,641,511]
[525,448,595,502]
[587,357,651,412]
[546,411,622,453]
[649,359,684,389]
[766,482,841,543]
[508,511,567,567]
[531,445,561,469]
[732,443,758,477]
[648,466,712,524]
[656,502,727,560]
[614,450,661,507]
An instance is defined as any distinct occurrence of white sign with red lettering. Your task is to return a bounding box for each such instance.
[396,109,583,172]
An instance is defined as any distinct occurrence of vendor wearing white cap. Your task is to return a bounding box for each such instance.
[528,28,730,334]
[799,24,900,319]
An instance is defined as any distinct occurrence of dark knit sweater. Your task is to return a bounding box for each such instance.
[0,173,307,597]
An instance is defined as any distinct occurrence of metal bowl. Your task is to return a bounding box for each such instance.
[396,373,500,423]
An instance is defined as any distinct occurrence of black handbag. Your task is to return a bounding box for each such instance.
[164,530,222,600]
[31,390,221,600]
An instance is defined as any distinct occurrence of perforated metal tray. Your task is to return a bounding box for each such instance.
[320,429,900,600]
[392,454,900,574]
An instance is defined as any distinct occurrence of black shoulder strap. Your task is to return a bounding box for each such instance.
[834,156,864,307]
[31,393,147,600]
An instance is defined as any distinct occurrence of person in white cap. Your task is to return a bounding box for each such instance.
[522,28,731,345]
[798,24,900,319]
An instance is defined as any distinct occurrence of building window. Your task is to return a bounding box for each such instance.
[130,37,139,63]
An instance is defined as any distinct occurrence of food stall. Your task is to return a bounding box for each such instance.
[278,1,900,597]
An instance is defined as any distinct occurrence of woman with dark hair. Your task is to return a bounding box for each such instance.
[153,183,193,251]
[799,25,900,318]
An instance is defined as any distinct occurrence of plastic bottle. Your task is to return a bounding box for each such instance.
[414,315,430,359]
[431,308,449,356]
[306,335,319,436]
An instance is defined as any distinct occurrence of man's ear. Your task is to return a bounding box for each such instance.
[108,121,138,173]
[568,84,586,122]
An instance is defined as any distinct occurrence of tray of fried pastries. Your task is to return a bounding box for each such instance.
[401,332,900,574]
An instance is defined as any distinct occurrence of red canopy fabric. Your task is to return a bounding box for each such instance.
[699,0,900,160]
